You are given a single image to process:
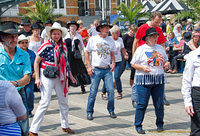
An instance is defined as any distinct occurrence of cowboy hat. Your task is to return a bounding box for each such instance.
[46,22,68,38]
[31,23,41,30]
[18,34,30,43]
[66,21,79,30]
[21,19,31,26]
[0,22,22,35]
[96,20,113,32]
[36,19,43,24]
[44,19,53,25]
[142,27,159,41]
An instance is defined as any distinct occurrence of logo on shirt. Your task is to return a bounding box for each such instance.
[145,50,164,66]
[96,42,110,59]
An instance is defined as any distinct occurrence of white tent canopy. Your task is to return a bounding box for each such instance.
[151,0,188,14]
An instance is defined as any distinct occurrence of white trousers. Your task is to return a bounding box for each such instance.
[30,70,69,133]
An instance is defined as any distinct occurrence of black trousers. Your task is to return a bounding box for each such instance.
[120,52,135,80]
[190,87,200,136]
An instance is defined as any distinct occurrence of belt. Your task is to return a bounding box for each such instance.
[193,87,200,91]
[95,65,110,69]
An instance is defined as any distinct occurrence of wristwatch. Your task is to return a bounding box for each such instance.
[15,81,19,87]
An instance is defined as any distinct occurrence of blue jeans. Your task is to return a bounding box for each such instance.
[87,67,115,114]
[102,62,122,93]
[135,84,164,130]
[131,83,167,102]
[25,79,35,113]
[131,83,137,102]
[17,89,29,136]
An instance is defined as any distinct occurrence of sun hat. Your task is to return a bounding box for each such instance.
[96,20,113,32]
[46,22,68,38]
[18,34,29,43]
[0,22,22,35]
[66,20,79,30]
[142,27,159,41]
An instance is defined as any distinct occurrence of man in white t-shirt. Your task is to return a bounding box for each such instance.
[85,20,116,120]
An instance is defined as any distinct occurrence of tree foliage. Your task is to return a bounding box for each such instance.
[175,0,200,21]
[113,0,150,25]
[19,0,63,22]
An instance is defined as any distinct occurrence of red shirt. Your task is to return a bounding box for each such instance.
[135,23,166,46]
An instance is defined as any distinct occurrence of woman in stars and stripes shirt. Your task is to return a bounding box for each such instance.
[29,22,77,135]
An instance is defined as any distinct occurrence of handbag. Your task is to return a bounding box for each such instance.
[74,49,82,59]
[43,65,59,78]
[43,43,61,78]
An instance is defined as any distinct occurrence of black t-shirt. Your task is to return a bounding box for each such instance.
[122,34,134,51]
[160,22,166,33]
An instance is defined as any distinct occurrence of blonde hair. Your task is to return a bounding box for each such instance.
[110,25,120,34]
[129,24,138,32]
[77,20,83,24]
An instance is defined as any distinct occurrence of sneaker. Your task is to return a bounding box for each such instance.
[157,127,164,132]
[29,112,34,118]
[109,112,117,118]
[132,101,137,108]
[87,114,93,120]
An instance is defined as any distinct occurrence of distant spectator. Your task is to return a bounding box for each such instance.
[29,23,42,54]
[20,19,32,37]
[89,19,100,36]
[0,80,26,136]
[186,18,194,32]
[173,23,182,40]
[160,19,166,33]
[41,19,53,43]
[77,20,89,47]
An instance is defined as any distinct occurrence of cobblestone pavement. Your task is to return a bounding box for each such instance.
[30,71,190,136]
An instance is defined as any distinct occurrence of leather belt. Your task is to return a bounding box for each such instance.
[95,65,110,69]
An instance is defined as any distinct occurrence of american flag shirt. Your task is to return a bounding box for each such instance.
[37,40,67,69]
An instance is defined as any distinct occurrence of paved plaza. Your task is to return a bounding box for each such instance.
[30,70,190,136]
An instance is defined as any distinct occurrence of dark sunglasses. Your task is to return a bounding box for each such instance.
[20,41,28,44]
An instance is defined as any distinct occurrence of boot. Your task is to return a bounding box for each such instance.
[81,85,86,94]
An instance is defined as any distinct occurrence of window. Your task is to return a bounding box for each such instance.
[52,0,57,8]
[95,0,101,10]
[59,0,64,9]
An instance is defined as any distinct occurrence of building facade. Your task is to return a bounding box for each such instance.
[0,0,133,24]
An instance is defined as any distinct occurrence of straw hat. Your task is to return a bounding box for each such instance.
[46,22,68,38]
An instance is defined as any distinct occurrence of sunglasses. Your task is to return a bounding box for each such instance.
[20,41,28,44]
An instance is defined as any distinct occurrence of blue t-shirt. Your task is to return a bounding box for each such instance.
[0,45,32,91]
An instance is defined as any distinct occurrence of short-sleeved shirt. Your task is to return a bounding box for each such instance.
[122,34,134,51]
[0,80,26,125]
[135,23,167,47]
[85,35,116,68]
[114,37,124,62]
[0,45,32,91]
[131,44,168,85]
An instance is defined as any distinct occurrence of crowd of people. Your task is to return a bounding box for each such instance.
[0,11,200,136]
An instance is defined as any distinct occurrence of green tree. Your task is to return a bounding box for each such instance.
[19,0,62,22]
[113,0,150,25]
[176,0,200,21]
